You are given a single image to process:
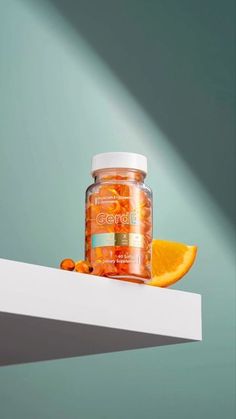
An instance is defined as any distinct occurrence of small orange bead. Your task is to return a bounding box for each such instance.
[60,258,75,271]
[75,260,93,274]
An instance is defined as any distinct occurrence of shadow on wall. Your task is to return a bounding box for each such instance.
[41,0,236,224]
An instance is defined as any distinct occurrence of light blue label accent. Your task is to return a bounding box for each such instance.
[92,233,115,248]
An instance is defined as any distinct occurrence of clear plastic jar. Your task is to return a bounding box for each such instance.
[85,152,152,283]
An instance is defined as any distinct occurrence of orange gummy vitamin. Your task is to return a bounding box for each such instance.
[60,258,75,271]
[75,260,93,274]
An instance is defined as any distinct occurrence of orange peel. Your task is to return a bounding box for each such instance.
[147,239,197,287]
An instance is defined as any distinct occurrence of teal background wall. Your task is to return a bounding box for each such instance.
[0,0,235,418]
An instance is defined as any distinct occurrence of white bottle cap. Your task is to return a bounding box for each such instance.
[91,152,147,175]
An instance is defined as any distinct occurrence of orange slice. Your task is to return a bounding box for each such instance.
[148,239,197,287]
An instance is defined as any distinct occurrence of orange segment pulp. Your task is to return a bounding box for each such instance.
[148,239,197,287]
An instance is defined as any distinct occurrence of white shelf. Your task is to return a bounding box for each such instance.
[0,258,202,366]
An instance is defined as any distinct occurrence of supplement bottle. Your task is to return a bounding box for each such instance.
[85,152,152,283]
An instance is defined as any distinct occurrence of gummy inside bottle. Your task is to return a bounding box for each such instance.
[85,169,152,283]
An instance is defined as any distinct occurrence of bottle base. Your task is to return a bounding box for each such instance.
[106,274,150,285]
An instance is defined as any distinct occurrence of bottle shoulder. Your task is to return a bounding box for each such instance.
[86,180,152,195]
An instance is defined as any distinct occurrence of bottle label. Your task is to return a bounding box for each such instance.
[92,232,144,248]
